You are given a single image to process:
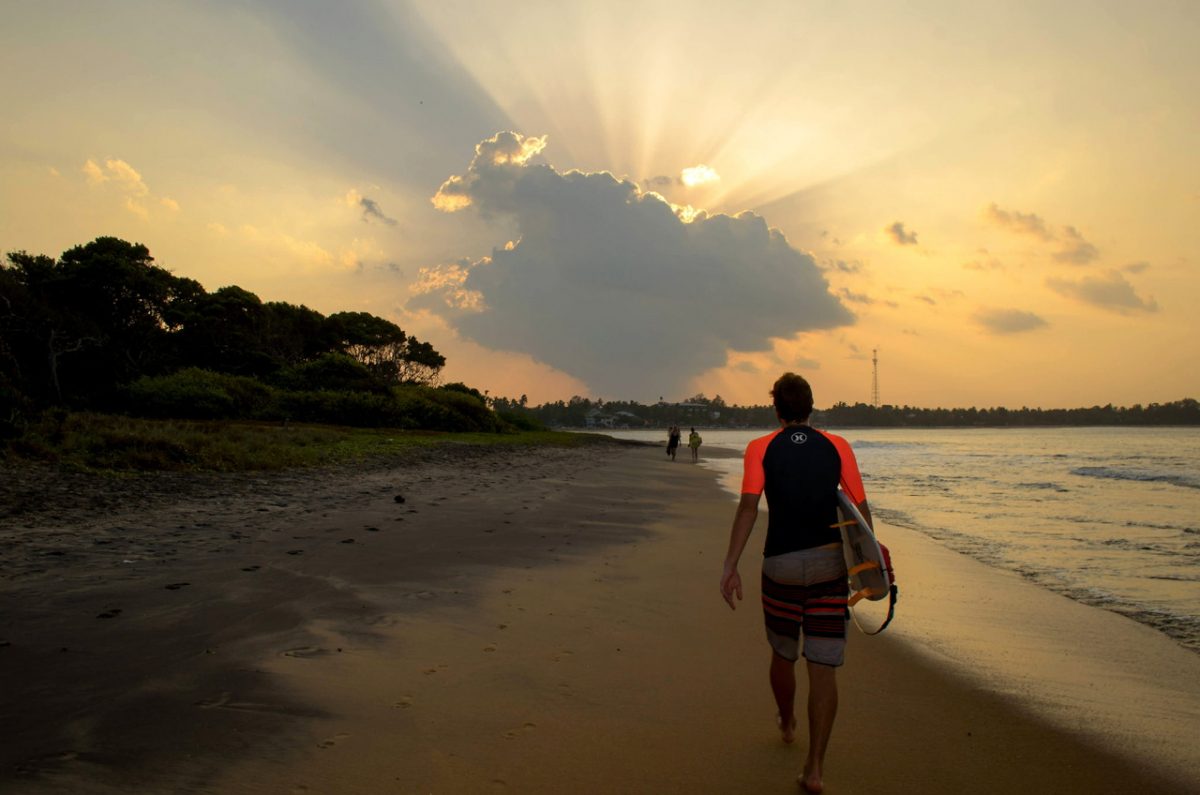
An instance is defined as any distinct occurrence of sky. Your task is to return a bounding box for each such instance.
[2,0,1197,409]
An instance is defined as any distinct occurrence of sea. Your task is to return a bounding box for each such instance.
[603,426,1200,655]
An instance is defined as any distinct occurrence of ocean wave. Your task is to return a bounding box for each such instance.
[1071,466,1200,490]
[847,440,923,450]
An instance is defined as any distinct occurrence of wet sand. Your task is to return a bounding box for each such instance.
[2,441,1197,793]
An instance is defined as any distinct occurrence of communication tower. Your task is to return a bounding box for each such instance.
[871,348,879,407]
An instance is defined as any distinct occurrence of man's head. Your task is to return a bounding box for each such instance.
[771,372,814,423]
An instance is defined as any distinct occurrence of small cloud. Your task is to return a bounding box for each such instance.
[48,166,61,178]
[359,196,397,226]
[82,157,161,217]
[973,308,1048,334]
[1124,261,1150,274]
[160,197,180,212]
[644,175,675,188]
[1052,225,1099,265]
[885,221,918,246]
[985,203,1100,265]
[824,258,863,273]
[1046,270,1158,313]
[82,159,107,185]
[963,248,1004,271]
[104,159,149,195]
[124,197,148,219]
[915,294,936,305]
[680,164,719,187]
[838,288,875,305]
[207,222,230,237]
[984,203,1053,240]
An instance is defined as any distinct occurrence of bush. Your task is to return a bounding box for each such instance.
[267,389,414,428]
[272,353,384,394]
[109,366,508,433]
[497,410,545,431]
[121,368,273,420]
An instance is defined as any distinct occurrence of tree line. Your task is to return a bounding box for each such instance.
[490,393,1200,428]
[0,237,513,436]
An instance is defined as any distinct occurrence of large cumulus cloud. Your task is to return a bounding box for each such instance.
[412,132,853,398]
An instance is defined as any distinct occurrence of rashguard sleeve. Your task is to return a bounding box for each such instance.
[741,435,769,495]
[826,432,867,504]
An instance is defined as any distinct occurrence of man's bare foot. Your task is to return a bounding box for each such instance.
[798,766,823,793]
[776,713,797,744]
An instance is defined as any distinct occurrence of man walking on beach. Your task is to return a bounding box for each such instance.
[719,373,871,794]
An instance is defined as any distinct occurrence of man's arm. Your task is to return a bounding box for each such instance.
[720,492,760,610]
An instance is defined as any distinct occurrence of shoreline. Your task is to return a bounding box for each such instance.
[2,444,1197,792]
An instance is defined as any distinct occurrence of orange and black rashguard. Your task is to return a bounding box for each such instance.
[741,427,867,558]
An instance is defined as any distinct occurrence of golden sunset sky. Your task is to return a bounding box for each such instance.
[2,1,1196,408]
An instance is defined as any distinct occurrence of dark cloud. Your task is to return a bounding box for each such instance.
[1124,261,1151,274]
[885,221,918,246]
[1052,225,1099,265]
[360,196,397,226]
[984,203,1053,240]
[985,203,1099,265]
[973,308,1048,334]
[825,258,863,273]
[1046,271,1159,313]
[415,132,854,398]
[838,288,875,304]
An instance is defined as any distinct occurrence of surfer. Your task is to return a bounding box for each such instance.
[719,372,872,794]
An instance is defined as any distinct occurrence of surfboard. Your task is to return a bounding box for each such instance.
[835,489,896,634]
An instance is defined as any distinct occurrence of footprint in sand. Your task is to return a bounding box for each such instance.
[242,565,261,572]
[483,644,497,653]
[392,696,414,709]
[317,733,350,749]
[502,722,537,739]
[164,582,190,590]
[196,692,233,709]
[96,608,122,619]
[365,526,381,533]
[286,549,304,556]
[281,646,328,659]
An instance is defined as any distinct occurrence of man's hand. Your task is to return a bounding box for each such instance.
[720,566,743,610]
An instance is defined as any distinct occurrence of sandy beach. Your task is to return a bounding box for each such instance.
[3,440,1198,794]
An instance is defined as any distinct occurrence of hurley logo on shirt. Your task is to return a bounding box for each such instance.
[790,431,808,444]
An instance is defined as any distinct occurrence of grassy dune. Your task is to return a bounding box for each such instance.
[4,412,606,473]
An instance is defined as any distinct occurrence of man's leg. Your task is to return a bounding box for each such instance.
[768,651,797,743]
[800,660,838,793]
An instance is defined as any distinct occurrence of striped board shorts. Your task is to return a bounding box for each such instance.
[761,545,849,666]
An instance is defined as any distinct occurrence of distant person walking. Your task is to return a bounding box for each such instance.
[688,427,702,462]
[667,425,681,461]
[719,373,872,794]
